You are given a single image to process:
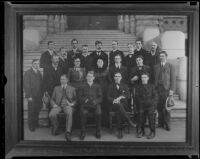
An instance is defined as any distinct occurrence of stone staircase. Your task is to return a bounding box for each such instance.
[23,30,186,125]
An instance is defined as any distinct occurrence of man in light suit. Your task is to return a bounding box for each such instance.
[154,51,176,131]
[49,74,77,141]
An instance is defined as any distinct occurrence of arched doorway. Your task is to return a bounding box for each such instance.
[68,16,118,30]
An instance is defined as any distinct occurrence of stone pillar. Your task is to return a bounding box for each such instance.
[60,15,65,32]
[118,15,124,32]
[54,15,60,33]
[130,15,136,36]
[64,15,68,31]
[124,15,129,33]
[48,15,54,34]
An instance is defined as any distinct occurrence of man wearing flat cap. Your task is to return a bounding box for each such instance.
[154,51,176,131]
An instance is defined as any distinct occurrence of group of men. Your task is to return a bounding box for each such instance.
[23,38,176,141]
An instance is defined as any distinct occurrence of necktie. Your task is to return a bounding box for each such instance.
[62,87,67,98]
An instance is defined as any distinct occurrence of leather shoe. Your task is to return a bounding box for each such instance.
[65,132,71,142]
[165,125,171,131]
[51,126,59,136]
[157,123,164,128]
[96,130,101,139]
[136,129,145,138]
[29,125,35,132]
[146,131,155,139]
[117,129,123,139]
[128,120,136,128]
[80,131,86,140]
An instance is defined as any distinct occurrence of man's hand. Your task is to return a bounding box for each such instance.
[131,76,138,82]
[27,97,32,101]
[169,90,174,96]
[85,99,88,103]
[53,104,58,108]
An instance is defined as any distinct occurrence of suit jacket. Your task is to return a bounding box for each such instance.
[107,82,130,106]
[58,57,69,75]
[130,65,152,85]
[50,85,77,108]
[67,49,82,67]
[23,68,43,98]
[108,65,128,84]
[67,67,86,85]
[148,47,161,69]
[135,84,158,110]
[124,53,137,77]
[109,50,125,67]
[78,82,103,106]
[42,65,63,96]
[90,50,108,71]
[40,50,57,68]
[154,62,176,91]
[79,54,93,72]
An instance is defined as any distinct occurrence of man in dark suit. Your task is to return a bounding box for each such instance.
[40,41,57,69]
[90,41,108,71]
[134,39,150,66]
[148,42,161,69]
[135,72,158,139]
[58,47,69,75]
[108,54,128,84]
[109,40,125,67]
[124,43,137,81]
[107,72,136,139]
[130,55,152,86]
[154,51,176,131]
[49,74,77,141]
[67,38,82,68]
[24,59,43,131]
[79,44,93,72]
[78,71,103,140]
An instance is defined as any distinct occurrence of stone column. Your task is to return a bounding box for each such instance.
[130,15,136,36]
[60,15,65,32]
[54,15,60,33]
[47,15,54,34]
[64,15,68,31]
[124,15,129,33]
[118,15,124,32]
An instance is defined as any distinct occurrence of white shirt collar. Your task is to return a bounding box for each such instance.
[88,82,93,87]
[61,84,67,89]
[115,63,121,68]
[32,67,38,73]
[48,49,54,55]
[161,61,166,66]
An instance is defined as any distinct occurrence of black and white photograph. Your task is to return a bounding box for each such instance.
[4,2,199,158]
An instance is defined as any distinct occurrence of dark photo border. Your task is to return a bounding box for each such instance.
[4,2,199,158]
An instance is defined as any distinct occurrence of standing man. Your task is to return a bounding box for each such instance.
[40,41,57,69]
[130,55,152,86]
[148,41,161,69]
[124,43,137,82]
[135,72,158,139]
[108,54,128,84]
[24,59,43,131]
[90,41,108,71]
[49,74,77,141]
[78,71,103,140]
[79,45,93,72]
[107,72,136,139]
[58,47,69,75]
[67,38,82,68]
[154,51,176,131]
[134,39,150,66]
[109,40,125,67]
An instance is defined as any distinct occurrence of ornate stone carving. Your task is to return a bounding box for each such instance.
[118,15,124,32]
[124,15,129,33]
[130,15,136,36]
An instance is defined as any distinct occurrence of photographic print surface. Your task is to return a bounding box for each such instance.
[23,15,187,142]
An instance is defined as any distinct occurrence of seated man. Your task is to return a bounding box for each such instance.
[49,74,77,141]
[78,71,103,140]
[135,72,158,139]
[107,72,136,139]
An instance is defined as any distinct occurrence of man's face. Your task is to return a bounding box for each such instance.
[52,56,59,65]
[48,42,55,50]
[60,76,68,85]
[86,73,94,83]
[97,59,104,68]
[136,57,143,66]
[74,58,81,67]
[127,44,134,53]
[135,41,142,50]
[114,56,121,64]
[114,73,122,83]
[160,53,167,62]
[32,60,40,70]
[82,46,88,54]
[141,74,149,84]
[151,42,157,51]
[71,40,78,49]
[96,43,102,50]
[112,41,118,50]
[60,48,67,59]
